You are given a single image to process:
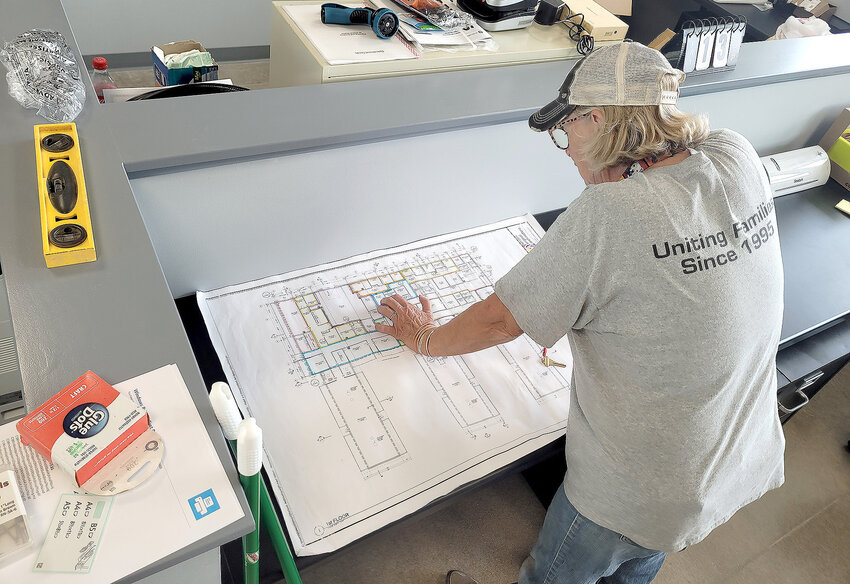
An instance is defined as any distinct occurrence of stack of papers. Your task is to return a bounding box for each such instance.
[394,8,495,51]
[396,11,472,49]
[385,0,498,52]
[284,4,419,65]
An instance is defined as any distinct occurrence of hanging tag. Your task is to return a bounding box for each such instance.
[726,19,746,66]
[680,24,700,73]
[713,20,733,68]
[695,24,717,71]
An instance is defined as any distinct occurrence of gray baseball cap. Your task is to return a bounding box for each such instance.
[529,41,686,132]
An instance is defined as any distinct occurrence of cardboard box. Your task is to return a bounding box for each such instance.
[152,40,218,86]
[564,0,628,41]
[818,107,850,193]
[16,371,150,488]
[593,0,631,16]
[790,0,837,21]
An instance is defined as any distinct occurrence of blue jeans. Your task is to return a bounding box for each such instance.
[518,482,666,584]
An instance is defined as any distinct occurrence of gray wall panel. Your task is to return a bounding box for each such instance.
[130,72,850,299]
[131,121,578,298]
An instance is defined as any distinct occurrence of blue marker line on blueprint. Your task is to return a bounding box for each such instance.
[303,332,401,374]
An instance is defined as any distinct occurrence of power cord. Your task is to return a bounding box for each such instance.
[556,7,594,55]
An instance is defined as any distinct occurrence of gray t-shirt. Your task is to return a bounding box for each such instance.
[495,129,785,552]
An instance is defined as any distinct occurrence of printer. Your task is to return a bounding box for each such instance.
[760,146,831,198]
[456,0,538,31]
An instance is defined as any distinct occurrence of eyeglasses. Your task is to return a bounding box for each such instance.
[548,112,590,150]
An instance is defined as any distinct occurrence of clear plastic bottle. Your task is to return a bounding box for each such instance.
[91,57,117,104]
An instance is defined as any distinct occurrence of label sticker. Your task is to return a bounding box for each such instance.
[188,488,220,520]
[33,494,112,573]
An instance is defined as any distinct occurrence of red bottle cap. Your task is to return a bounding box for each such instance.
[92,57,108,70]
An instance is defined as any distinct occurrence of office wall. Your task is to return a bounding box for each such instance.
[834,0,850,21]
[130,72,850,298]
[62,0,850,58]
[62,0,271,55]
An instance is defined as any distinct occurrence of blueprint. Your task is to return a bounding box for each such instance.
[197,215,572,555]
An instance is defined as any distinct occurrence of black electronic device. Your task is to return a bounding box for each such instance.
[456,0,537,31]
[535,0,564,25]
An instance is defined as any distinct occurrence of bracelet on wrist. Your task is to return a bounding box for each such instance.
[423,327,436,358]
[412,323,436,355]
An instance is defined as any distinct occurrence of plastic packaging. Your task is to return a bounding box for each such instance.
[775,16,831,39]
[0,29,86,122]
[91,57,117,104]
[394,0,474,30]
[0,464,33,567]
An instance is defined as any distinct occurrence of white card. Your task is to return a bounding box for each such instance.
[681,27,700,73]
[695,28,717,71]
[726,23,746,66]
[713,22,733,68]
[33,494,112,573]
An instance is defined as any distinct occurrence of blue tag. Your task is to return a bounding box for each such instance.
[189,489,220,520]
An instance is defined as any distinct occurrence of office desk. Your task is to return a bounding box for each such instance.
[269,0,617,87]
[693,0,850,41]
[775,179,850,348]
[772,179,850,421]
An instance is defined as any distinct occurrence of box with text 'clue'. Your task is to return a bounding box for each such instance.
[818,108,850,193]
[16,372,149,488]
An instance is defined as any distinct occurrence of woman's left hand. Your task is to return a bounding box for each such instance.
[375,294,435,348]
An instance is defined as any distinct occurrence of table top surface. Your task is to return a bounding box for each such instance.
[273,0,611,69]
[775,179,850,346]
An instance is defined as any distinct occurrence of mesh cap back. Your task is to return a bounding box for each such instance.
[570,41,684,107]
[529,41,685,131]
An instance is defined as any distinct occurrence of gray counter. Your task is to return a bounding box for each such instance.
[0,2,253,583]
[109,34,850,175]
[2,2,850,582]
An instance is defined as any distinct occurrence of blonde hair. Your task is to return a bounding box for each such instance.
[572,75,710,172]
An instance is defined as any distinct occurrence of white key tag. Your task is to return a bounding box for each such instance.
[726,18,746,66]
[695,20,717,71]
[713,19,733,68]
[680,22,700,73]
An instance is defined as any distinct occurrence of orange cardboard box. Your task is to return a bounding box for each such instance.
[16,372,149,487]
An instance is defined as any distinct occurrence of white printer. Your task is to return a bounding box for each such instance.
[760,146,831,197]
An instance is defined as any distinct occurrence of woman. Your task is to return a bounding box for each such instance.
[377,41,785,584]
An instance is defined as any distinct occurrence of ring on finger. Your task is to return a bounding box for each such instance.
[388,310,397,320]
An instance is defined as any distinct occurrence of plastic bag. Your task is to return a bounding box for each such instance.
[394,0,474,31]
[0,29,86,122]
[775,16,831,39]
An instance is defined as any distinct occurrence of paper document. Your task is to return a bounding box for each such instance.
[33,494,112,574]
[284,4,419,65]
[398,14,477,48]
[197,215,573,555]
[0,365,244,582]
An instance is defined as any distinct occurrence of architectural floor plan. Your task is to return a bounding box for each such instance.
[198,215,572,555]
